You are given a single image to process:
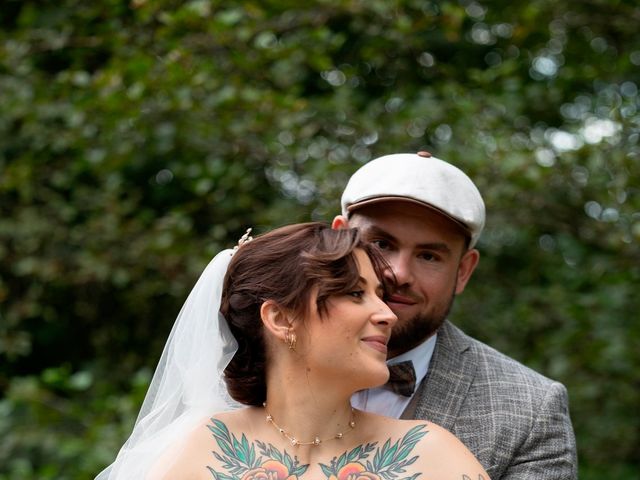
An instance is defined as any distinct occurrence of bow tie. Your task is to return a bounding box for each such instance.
[385,360,416,397]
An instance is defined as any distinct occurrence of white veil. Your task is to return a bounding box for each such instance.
[96,248,241,480]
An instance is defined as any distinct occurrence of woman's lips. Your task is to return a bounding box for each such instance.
[361,335,389,354]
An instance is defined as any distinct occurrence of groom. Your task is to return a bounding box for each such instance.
[333,152,577,479]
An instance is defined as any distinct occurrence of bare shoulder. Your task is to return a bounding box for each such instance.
[408,420,490,480]
[148,408,260,480]
[356,414,489,480]
[146,415,213,480]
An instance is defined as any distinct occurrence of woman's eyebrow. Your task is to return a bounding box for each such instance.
[359,275,384,295]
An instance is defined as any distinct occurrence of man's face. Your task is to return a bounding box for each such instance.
[344,201,479,357]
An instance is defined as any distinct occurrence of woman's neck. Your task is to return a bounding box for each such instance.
[264,374,356,449]
[264,401,355,447]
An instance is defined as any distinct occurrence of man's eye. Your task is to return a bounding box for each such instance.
[372,239,391,250]
[418,252,436,261]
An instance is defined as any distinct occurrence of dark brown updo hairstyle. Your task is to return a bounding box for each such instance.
[220,222,391,406]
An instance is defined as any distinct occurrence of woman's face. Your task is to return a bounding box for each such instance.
[301,249,398,391]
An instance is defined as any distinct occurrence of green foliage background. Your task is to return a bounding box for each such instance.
[1,1,638,478]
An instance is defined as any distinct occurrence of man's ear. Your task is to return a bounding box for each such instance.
[332,215,349,229]
[260,300,292,343]
[455,248,480,295]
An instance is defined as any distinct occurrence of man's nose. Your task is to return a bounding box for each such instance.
[385,253,414,287]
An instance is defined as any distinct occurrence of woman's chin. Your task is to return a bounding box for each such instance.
[353,368,390,392]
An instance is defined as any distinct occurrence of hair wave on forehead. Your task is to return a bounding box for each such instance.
[220,222,392,406]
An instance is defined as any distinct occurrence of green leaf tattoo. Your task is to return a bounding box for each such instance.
[319,424,428,480]
[319,443,377,478]
[206,419,309,480]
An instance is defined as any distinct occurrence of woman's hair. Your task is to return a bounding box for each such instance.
[221,222,391,406]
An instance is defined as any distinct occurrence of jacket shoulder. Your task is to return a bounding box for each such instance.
[424,322,576,478]
[441,321,562,391]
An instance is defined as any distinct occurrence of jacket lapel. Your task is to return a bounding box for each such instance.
[411,320,477,431]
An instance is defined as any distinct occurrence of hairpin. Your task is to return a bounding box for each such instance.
[233,228,254,253]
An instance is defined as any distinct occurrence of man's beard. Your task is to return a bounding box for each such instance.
[387,289,455,357]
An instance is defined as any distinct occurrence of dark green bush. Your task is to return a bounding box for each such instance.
[1,1,638,478]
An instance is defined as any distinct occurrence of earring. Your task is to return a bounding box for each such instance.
[284,327,297,350]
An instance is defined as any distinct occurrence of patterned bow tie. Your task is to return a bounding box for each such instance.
[385,361,416,397]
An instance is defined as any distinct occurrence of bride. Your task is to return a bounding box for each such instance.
[97,222,489,480]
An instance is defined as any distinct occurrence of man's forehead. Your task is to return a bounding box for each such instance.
[349,200,458,226]
[349,204,469,248]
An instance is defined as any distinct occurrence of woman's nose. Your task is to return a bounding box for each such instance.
[372,297,398,327]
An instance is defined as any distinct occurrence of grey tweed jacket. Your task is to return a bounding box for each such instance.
[408,321,577,480]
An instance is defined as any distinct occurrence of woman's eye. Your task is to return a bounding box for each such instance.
[348,290,365,299]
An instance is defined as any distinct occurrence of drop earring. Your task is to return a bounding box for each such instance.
[284,326,297,350]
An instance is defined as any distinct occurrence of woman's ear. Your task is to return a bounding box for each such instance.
[260,300,293,343]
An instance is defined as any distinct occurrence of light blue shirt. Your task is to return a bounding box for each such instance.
[351,334,438,418]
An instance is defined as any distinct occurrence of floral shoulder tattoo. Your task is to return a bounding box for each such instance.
[206,419,484,480]
[206,419,308,480]
[318,424,427,480]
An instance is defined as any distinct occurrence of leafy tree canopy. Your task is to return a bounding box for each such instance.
[1,1,638,478]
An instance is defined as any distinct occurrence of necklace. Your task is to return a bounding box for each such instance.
[263,402,356,446]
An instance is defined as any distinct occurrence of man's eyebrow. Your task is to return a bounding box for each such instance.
[364,225,452,254]
[416,242,452,254]
[363,225,396,241]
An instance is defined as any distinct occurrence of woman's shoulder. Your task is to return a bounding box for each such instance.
[402,419,489,479]
[148,408,260,480]
[358,414,489,480]
[361,415,455,448]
